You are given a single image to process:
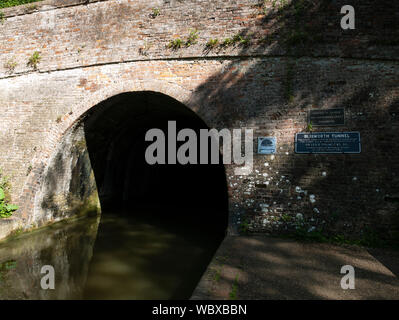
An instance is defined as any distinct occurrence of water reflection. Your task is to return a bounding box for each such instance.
[0,215,100,300]
[84,211,223,299]
[0,211,223,300]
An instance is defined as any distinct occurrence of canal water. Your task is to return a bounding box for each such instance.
[0,211,224,299]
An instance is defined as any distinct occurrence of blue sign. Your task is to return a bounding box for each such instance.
[258,137,276,154]
[295,132,361,154]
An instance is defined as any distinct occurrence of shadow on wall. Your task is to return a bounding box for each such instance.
[187,0,399,241]
[33,123,101,228]
[35,0,399,242]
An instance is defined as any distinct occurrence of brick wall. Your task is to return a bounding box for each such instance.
[0,0,398,241]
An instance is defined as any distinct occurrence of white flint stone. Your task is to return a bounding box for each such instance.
[309,195,316,204]
[296,213,303,220]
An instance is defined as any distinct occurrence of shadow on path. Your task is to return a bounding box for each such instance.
[192,236,399,300]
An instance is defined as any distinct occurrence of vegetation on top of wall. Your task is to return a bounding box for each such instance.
[185,29,199,47]
[138,41,152,56]
[150,7,160,19]
[220,33,251,48]
[4,58,17,73]
[232,33,251,46]
[206,38,219,49]
[221,37,234,47]
[27,51,41,70]
[0,0,41,9]
[168,29,200,50]
[0,169,18,219]
[167,38,183,50]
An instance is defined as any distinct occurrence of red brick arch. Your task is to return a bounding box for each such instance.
[17,82,200,227]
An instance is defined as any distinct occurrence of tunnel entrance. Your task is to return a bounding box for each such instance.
[81,91,229,299]
[84,91,228,232]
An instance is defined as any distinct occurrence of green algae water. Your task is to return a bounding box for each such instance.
[0,211,223,299]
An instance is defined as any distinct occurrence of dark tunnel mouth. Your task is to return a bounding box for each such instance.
[83,91,229,235]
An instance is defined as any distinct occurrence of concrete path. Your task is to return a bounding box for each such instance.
[191,236,399,300]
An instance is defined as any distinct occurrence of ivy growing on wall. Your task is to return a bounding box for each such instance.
[0,169,18,218]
